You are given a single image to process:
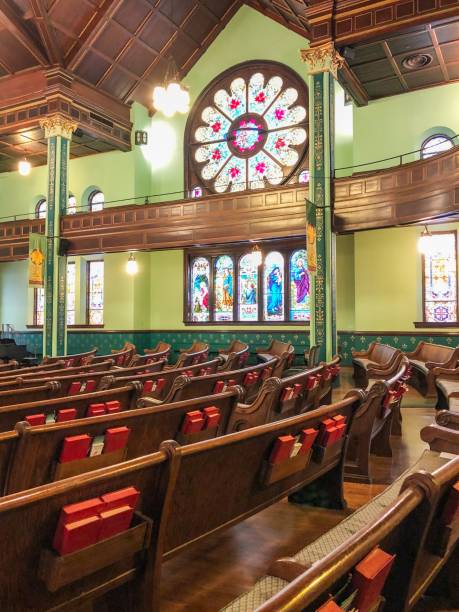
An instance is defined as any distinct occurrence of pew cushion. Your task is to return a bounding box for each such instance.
[220,450,449,612]
[410,359,429,374]
[437,378,459,411]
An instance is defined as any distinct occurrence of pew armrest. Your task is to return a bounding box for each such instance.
[432,366,459,378]
[405,342,424,358]
[137,396,163,408]
[269,558,311,582]
[421,423,459,454]
[436,410,459,430]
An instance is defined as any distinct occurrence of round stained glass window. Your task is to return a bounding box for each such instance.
[186,61,308,194]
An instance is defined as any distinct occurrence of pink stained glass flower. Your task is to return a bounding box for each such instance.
[230,167,241,179]
[274,108,285,121]
[230,98,241,110]
[275,137,286,150]
[255,91,266,103]
[212,149,221,161]
[211,121,221,133]
[255,162,266,174]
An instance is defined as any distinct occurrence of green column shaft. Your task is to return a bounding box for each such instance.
[309,71,337,362]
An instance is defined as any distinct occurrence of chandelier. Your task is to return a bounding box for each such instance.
[152,56,190,118]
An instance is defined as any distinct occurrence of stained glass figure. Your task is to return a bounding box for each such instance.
[35,287,45,325]
[191,257,210,322]
[290,249,309,321]
[66,262,76,325]
[264,251,284,320]
[88,261,104,325]
[190,64,308,194]
[191,186,203,198]
[239,253,258,321]
[424,233,457,323]
[214,255,234,321]
[298,170,310,183]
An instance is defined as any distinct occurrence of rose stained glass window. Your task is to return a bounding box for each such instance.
[290,249,309,321]
[87,260,104,325]
[424,233,457,323]
[264,251,284,321]
[214,255,234,321]
[187,62,308,195]
[191,257,210,322]
[239,253,259,321]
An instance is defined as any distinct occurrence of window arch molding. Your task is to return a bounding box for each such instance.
[35,197,47,219]
[184,60,309,197]
[88,189,104,212]
[421,133,454,159]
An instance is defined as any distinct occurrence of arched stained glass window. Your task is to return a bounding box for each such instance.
[68,195,77,215]
[290,249,309,321]
[214,255,234,321]
[191,257,210,322]
[36,198,47,219]
[239,253,258,321]
[423,232,457,323]
[87,260,104,325]
[89,190,104,212]
[421,134,454,159]
[264,251,284,321]
[186,61,308,195]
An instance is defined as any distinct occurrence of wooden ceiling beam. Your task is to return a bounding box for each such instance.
[66,0,125,70]
[0,0,48,66]
[28,0,62,65]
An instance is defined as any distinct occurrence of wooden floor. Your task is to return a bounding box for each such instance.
[160,368,438,612]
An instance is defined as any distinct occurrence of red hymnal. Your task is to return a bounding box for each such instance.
[352,547,396,611]
[26,413,46,426]
[321,427,338,447]
[182,411,205,434]
[84,380,97,393]
[227,379,236,387]
[56,408,77,423]
[262,366,273,380]
[156,378,166,392]
[103,427,130,454]
[106,400,121,414]
[53,515,101,556]
[53,497,104,553]
[293,384,303,398]
[203,406,220,428]
[335,423,346,440]
[244,373,254,386]
[316,599,343,612]
[59,435,91,463]
[299,428,319,453]
[269,435,296,464]
[306,376,317,390]
[143,380,153,393]
[101,486,140,511]
[441,481,459,525]
[323,369,332,381]
[98,505,134,540]
[332,414,346,427]
[68,382,82,396]
[214,381,225,393]
[281,387,293,402]
[87,403,106,417]
[317,419,336,445]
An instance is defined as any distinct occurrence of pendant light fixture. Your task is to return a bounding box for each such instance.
[251,244,262,267]
[126,252,139,275]
[418,225,433,255]
[18,157,31,176]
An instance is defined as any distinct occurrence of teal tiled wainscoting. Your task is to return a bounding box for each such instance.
[9,330,459,366]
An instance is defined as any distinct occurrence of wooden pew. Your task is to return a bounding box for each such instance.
[0,360,20,373]
[345,359,409,483]
[352,342,403,388]
[42,348,97,367]
[218,340,250,371]
[0,446,176,612]
[406,341,459,397]
[304,344,320,367]
[139,359,277,407]
[0,383,143,433]
[433,365,459,411]
[256,339,295,377]
[226,362,338,433]
[142,341,172,362]
[222,428,459,612]
[92,345,136,367]
[168,342,210,369]
[4,389,243,493]
[0,360,70,379]
[0,359,115,385]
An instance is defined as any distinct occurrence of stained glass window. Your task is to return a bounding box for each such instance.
[424,233,457,323]
[187,62,308,195]
[36,199,47,219]
[290,249,309,321]
[89,190,104,212]
[239,253,258,321]
[68,195,77,215]
[298,170,310,183]
[191,257,210,322]
[191,186,202,198]
[66,262,76,325]
[421,134,454,159]
[34,288,45,326]
[214,256,234,321]
[264,251,284,321]
[87,260,104,325]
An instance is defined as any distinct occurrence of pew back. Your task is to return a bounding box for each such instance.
[42,348,97,367]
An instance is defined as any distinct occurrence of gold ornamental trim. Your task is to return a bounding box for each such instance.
[301,42,345,78]
[40,114,77,140]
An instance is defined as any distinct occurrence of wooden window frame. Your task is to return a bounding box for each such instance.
[184,238,309,326]
[86,259,105,326]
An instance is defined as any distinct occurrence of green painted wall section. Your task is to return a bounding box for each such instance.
[336,234,355,330]
[0,260,28,329]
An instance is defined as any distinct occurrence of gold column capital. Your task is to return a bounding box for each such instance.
[40,114,77,140]
[301,42,345,78]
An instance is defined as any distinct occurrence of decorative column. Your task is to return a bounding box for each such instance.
[40,114,77,357]
[301,43,344,362]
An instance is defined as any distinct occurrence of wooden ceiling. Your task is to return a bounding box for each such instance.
[340,15,459,103]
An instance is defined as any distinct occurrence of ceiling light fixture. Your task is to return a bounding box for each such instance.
[18,158,31,176]
[251,244,262,267]
[402,53,433,70]
[153,56,190,118]
[126,252,139,275]
[418,225,433,256]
